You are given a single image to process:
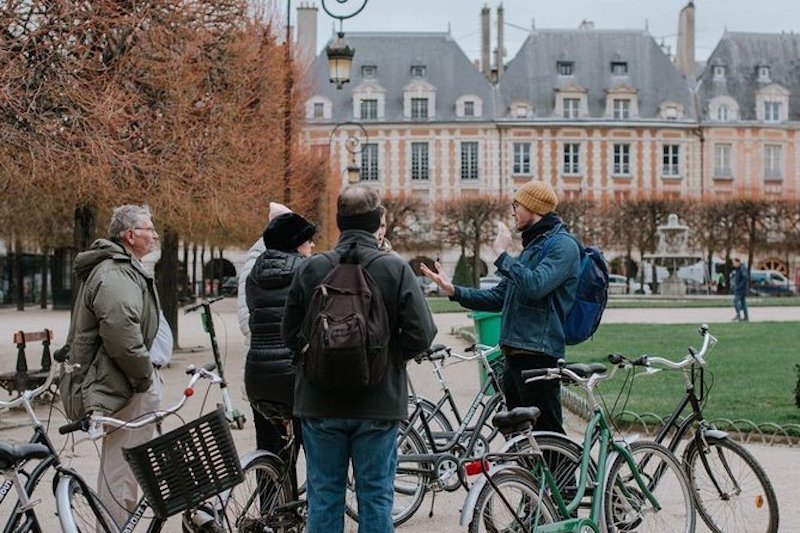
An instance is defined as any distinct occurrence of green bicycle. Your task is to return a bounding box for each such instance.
[461,361,696,532]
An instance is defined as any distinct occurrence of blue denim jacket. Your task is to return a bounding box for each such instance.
[454,224,580,358]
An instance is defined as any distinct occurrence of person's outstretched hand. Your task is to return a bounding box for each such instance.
[492,221,513,256]
[420,261,455,297]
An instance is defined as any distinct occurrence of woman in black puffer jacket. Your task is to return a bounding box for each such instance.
[245,212,315,455]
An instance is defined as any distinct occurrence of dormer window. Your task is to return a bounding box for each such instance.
[717,105,729,121]
[557,61,574,76]
[411,65,426,78]
[313,102,324,119]
[713,65,726,80]
[361,65,377,79]
[464,101,475,117]
[764,101,782,122]
[613,99,630,119]
[611,61,628,75]
[757,65,771,82]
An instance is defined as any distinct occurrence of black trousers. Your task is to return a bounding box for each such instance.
[502,348,565,435]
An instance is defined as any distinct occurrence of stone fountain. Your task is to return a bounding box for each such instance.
[643,214,703,296]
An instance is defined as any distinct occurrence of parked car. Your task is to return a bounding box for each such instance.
[417,276,440,296]
[750,270,795,297]
[479,274,503,290]
[608,274,628,295]
[220,276,238,296]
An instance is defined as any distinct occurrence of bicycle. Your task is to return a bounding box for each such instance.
[608,323,779,533]
[0,361,63,532]
[461,360,696,532]
[54,363,244,532]
[223,401,306,532]
[184,296,247,429]
[346,342,507,526]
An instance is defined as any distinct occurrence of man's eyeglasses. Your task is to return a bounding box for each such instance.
[133,227,158,234]
[511,201,520,211]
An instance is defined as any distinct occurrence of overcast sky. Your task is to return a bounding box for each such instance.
[301,0,800,62]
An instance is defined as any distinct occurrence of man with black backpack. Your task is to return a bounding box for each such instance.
[422,180,583,435]
[282,185,437,533]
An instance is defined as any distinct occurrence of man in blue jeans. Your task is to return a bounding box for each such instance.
[732,257,750,321]
[282,186,437,532]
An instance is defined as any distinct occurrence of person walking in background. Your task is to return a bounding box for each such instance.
[282,186,437,533]
[60,205,162,526]
[732,257,750,321]
[422,180,580,435]
[245,211,316,462]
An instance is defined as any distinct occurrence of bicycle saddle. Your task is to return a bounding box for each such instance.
[0,442,50,470]
[565,363,606,378]
[492,406,541,435]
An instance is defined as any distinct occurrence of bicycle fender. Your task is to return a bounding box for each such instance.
[497,431,585,453]
[459,464,531,527]
[700,428,728,440]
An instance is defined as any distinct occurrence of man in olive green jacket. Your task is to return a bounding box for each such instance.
[61,204,161,526]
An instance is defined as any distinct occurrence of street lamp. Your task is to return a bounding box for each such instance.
[321,0,369,89]
[329,121,368,184]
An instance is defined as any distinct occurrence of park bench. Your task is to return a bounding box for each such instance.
[0,329,59,397]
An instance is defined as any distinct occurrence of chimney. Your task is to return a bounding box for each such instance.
[495,3,505,77]
[481,4,491,79]
[674,1,696,81]
[296,2,319,64]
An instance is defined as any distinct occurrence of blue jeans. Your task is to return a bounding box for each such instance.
[302,418,398,533]
[733,293,749,321]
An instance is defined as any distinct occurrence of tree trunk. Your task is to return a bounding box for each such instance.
[40,247,49,309]
[192,244,198,298]
[156,228,180,350]
[472,226,482,287]
[200,244,206,297]
[13,238,24,311]
[218,248,225,295]
[72,204,96,308]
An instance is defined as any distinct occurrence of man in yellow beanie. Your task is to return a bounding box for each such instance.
[422,179,581,434]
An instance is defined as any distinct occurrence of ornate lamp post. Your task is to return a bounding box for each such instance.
[322,0,369,89]
[329,121,368,184]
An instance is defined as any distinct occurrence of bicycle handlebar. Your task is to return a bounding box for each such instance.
[58,365,223,439]
[183,295,225,314]
[608,323,717,371]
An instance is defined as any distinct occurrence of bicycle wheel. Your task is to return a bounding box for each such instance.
[503,432,595,505]
[468,467,559,533]
[408,394,454,450]
[223,453,296,532]
[604,440,695,533]
[56,474,119,533]
[684,436,779,533]
[345,421,429,526]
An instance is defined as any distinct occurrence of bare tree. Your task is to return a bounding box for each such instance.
[435,195,509,286]
[381,194,427,251]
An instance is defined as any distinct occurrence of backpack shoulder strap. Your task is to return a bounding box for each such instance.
[539,227,581,260]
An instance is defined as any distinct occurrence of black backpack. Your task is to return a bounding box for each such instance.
[299,247,390,391]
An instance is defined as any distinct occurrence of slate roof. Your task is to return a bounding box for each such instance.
[697,32,800,121]
[308,32,495,123]
[497,29,694,120]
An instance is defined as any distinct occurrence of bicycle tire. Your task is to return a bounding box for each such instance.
[604,440,695,533]
[468,467,559,533]
[684,436,779,533]
[503,432,596,505]
[345,421,429,527]
[55,474,119,533]
[407,394,455,450]
[223,453,296,532]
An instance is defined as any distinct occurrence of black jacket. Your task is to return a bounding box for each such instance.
[245,248,304,410]
[282,230,437,420]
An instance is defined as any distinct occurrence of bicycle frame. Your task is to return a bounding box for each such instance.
[480,407,660,532]
[406,346,503,456]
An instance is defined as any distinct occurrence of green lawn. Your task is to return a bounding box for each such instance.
[425,296,800,313]
[565,322,800,431]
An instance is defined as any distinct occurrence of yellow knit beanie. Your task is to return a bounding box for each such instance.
[514,180,558,215]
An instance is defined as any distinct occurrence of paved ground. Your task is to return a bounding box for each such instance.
[1,300,798,531]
